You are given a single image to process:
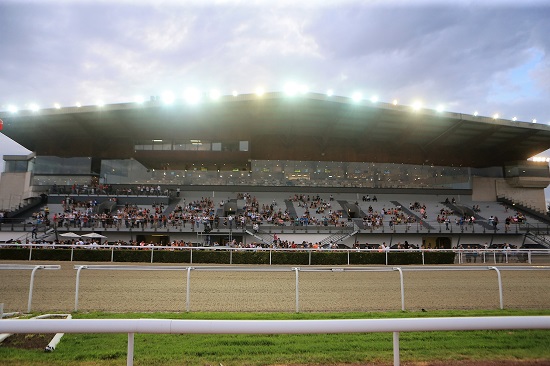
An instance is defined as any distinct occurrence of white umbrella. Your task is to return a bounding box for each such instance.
[59,232,81,238]
[81,233,107,239]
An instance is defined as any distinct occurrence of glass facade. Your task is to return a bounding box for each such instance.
[95,159,473,188]
[134,139,245,152]
[20,155,489,189]
[33,156,92,175]
[4,160,28,173]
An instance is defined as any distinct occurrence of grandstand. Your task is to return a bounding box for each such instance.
[1,92,550,250]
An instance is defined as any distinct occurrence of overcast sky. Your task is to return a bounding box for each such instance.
[1,0,550,166]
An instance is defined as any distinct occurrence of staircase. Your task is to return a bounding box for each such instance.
[284,199,298,219]
[245,230,273,245]
[320,230,358,247]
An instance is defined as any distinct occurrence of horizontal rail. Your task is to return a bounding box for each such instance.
[1,316,549,334]
[0,264,61,270]
[1,316,549,366]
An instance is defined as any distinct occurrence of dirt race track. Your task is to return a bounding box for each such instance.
[1,260,550,313]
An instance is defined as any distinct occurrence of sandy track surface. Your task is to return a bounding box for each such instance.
[1,261,549,313]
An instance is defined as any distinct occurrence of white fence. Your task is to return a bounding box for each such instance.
[1,316,549,366]
[3,243,550,265]
[73,264,550,312]
[0,264,60,312]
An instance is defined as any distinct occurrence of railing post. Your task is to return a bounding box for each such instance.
[293,267,300,313]
[421,250,425,265]
[393,267,405,311]
[27,265,42,313]
[347,250,350,265]
[269,249,272,265]
[71,245,74,261]
[489,266,504,310]
[111,247,114,262]
[186,267,192,312]
[127,332,134,366]
[190,248,193,264]
[308,251,312,265]
[528,250,532,264]
[393,331,400,366]
[150,248,154,263]
[230,249,233,265]
[74,265,86,312]
[28,245,33,261]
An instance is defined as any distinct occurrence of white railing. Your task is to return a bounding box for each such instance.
[0,264,60,312]
[1,316,549,366]
[73,264,550,312]
[2,243,550,265]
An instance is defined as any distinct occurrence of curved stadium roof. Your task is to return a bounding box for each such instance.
[2,92,550,170]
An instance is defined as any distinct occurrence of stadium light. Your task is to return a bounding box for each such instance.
[8,105,18,113]
[232,90,239,97]
[392,99,398,106]
[326,89,334,97]
[255,87,265,97]
[492,113,499,120]
[298,84,309,94]
[411,101,422,111]
[352,92,362,102]
[134,96,145,104]
[284,83,298,96]
[473,111,478,116]
[76,102,82,108]
[209,89,221,101]
[532,119,537,123]
[436,104,444,113]
[512,117,517,121]
[184,88,201,104]
[54,103,61,109]
[370,95,379,103]
[161,91,175,105]
[29,103,40,112]
[96,100,105,107]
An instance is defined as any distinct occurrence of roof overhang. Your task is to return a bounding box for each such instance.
[2,92,550,169]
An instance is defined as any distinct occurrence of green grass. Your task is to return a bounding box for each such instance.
[1,310,549,365]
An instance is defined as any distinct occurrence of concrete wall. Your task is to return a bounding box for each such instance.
[0,172,33,210]
[472,176,547,213]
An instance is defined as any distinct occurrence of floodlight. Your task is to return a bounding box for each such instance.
[232,90,239,97]
[492,113,499,120]
[298,84,309,94]
[512,117,517,121]
[76,102,82,108]
[370,95,379,103]
[473,111,478,116]
[209,89,221,100]
[352,92,362,102]
[326,89,334,97]
[411,101,422,111]
[96,100,105,107]
[184,88,201,104]
[255,87,265,96]
[134,96,145,104]
[284,83,298,96]
[54,103,61,109]
[161,91,175,105]
[8,105,18,113]
[29,103,40,112]
[392,99,398,105]
[436,104,444,113]
[532,119,537,123]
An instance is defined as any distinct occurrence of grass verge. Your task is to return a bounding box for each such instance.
[0,309,549,365]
